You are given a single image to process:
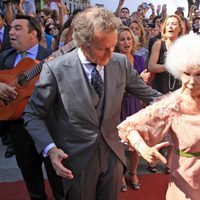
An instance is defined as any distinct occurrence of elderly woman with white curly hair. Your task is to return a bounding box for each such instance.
[117,34,200,200]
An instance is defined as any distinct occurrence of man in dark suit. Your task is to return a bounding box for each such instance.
[0,14,64,200]
[23,7,161,200]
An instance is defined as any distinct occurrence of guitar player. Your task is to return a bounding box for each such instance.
[0,14,64,200]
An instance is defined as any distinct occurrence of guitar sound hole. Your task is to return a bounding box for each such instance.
[17,74,28,87]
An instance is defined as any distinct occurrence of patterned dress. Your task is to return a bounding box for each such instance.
[118,89,200,200]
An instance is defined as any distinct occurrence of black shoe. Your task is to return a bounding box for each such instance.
[4,144,15,158]
[164,167,171,174]
[148,165,157,173]
[121,184,128,192]
[129,173,141,190]
[131,182,141,190]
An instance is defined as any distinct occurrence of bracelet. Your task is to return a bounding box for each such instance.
[136,140,144,152]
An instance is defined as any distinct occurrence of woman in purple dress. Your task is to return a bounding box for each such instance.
[115,25,151,192]
[120,54,146,121]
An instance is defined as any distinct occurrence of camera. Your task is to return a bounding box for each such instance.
[141,2,149,9]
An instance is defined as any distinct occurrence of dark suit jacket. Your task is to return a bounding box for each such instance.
[0,44,53,70]
[24,49,161,187]
[0,25,11,53]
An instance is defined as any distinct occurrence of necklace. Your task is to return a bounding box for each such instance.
[168,73,176,91]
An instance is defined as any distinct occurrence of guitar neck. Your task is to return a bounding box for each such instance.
[51,40,76,58]
[23,40,77,82]
[25,61,44,81]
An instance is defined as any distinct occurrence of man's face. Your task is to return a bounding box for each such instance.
[149,25,160,38]
[40,11,51,24]
[9,19,36,51]
[82,30,118,66]
[120,8,130,19]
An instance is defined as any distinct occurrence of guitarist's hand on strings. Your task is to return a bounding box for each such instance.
[0,83,17,104]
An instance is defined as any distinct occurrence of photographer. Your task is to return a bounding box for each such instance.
[3,0,36,16]
[14,0,36,16]
[175,7,185,18]
[1,1,14,25]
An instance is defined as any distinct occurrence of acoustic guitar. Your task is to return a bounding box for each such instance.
[0,40,76,120]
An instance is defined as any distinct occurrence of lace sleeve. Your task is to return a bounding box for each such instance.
[118,93,180,147]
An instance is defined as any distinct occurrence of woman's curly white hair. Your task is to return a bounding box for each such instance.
[166,34,200,79]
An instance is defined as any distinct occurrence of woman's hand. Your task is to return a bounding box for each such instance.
[138,142,169,165]
[127,130,169,165]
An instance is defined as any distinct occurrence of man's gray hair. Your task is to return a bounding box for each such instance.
[72,6,121,47]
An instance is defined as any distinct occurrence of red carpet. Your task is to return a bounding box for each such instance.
[0,174,169,200]
[120,173,169,200]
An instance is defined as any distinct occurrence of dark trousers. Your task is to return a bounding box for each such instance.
[9,120,65,200]
[0,132,12,145]
[65,142,124,200]
[0,121,12,145]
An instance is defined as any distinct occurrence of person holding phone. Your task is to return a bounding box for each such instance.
[156,4,161,15]
[160,4,167,18]
[44,0,59,13]
[15,0,36,16]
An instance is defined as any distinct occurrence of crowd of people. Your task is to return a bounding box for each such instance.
[0,0,200,200]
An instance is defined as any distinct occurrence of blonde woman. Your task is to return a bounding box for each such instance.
[115,26,150,191]
[129,20,149,67]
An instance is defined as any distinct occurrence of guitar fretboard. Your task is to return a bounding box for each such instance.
[25,62,44,81]
[21,40,76,82]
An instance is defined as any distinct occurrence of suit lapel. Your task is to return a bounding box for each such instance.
[6,50,18,69]
[101,59,117,122]
[36,45,48,60]
[64,51,99,125]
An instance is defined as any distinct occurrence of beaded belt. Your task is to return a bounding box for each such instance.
[174,149,200,158]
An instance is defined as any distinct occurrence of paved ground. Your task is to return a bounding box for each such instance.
[0,141,167,183]
[0,141,22,182]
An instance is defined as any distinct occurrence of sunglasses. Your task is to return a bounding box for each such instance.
[40,15,45,18]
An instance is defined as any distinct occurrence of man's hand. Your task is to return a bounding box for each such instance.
[48,147,74,179]
[14,0,25,15]
[119,0,125,6]
[0,83,17,104]
[140,69,151,84]
[149,3,155,11]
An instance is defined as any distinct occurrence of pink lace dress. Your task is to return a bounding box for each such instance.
[118,89,200,200]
